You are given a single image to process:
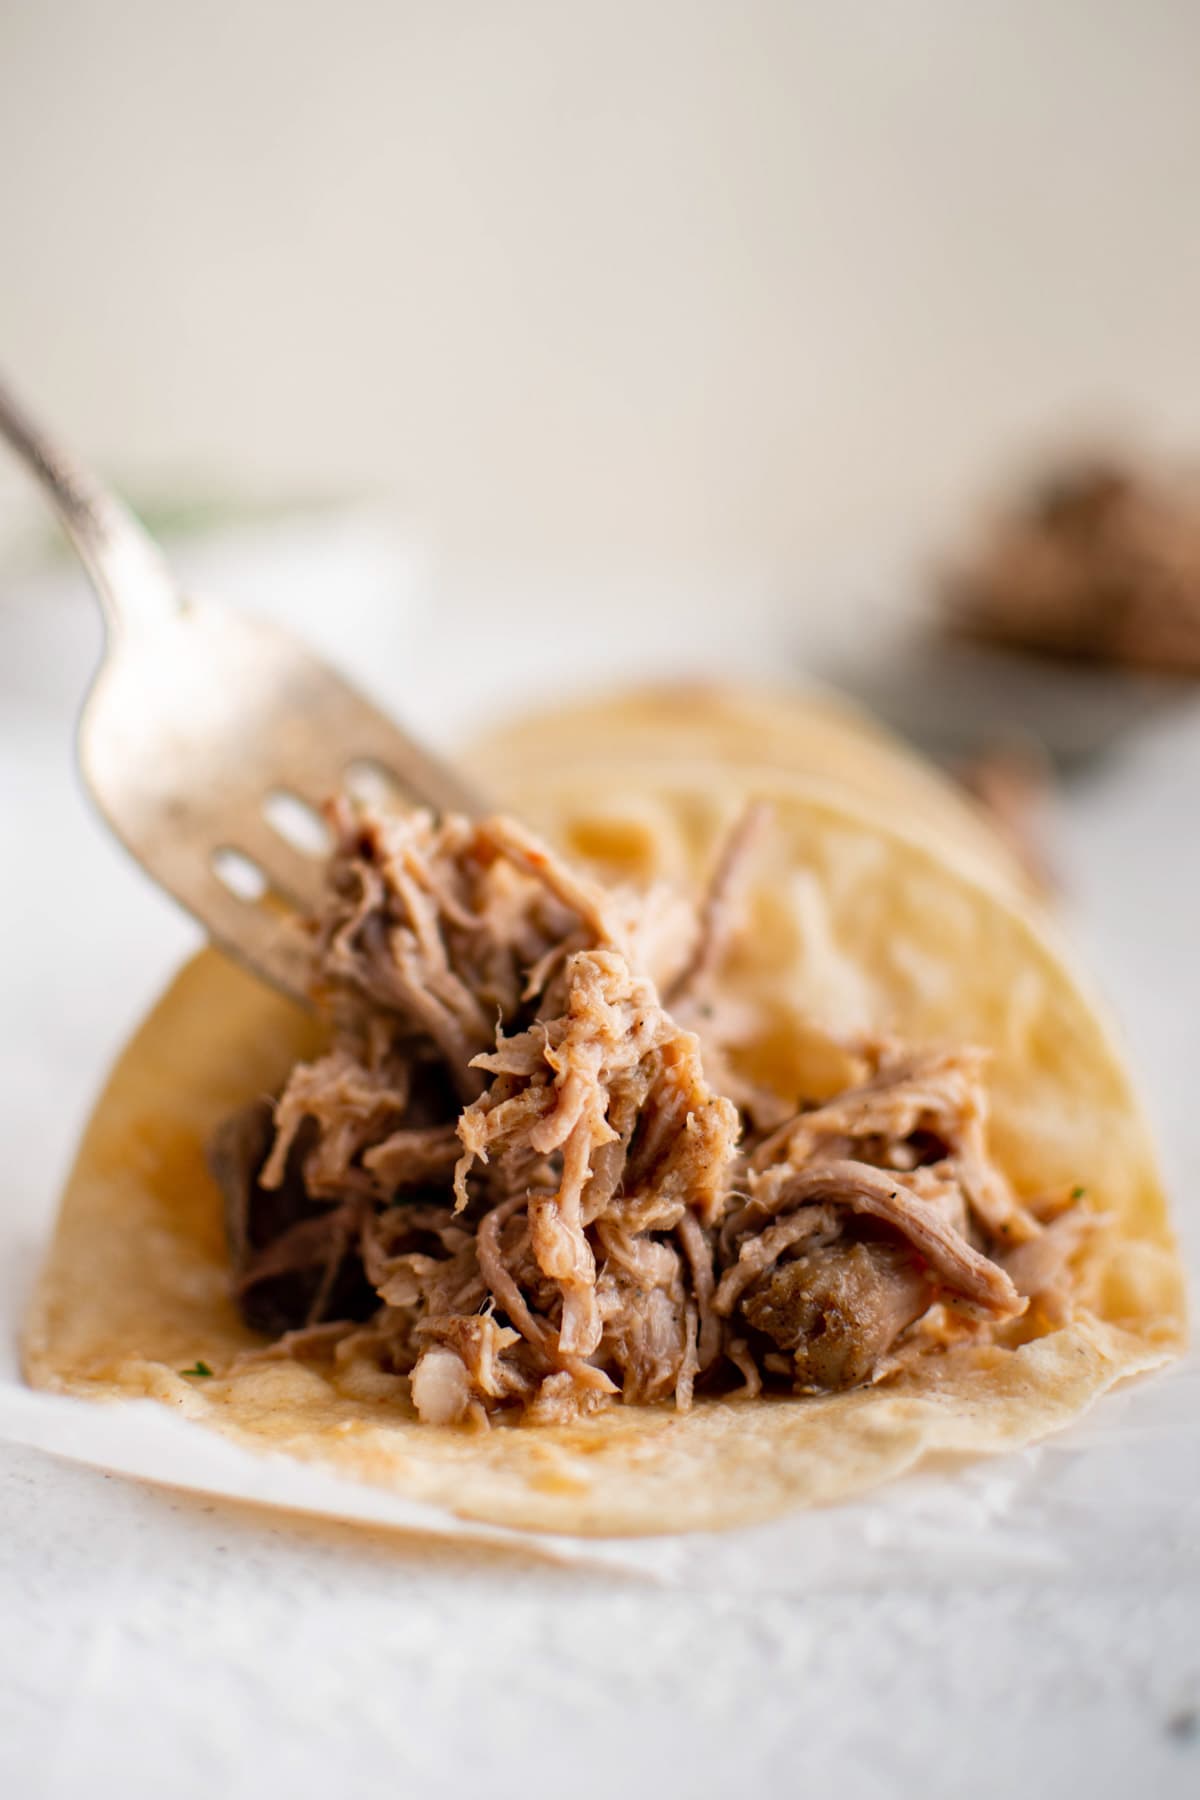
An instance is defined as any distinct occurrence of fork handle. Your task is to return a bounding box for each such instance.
[0,371,181,637]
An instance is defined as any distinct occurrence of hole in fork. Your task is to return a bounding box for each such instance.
[211,847,269,903]
[263,789,332,857]
[344,758,403,811]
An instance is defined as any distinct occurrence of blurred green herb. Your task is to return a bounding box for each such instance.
[19,484,349,566]
[180,1361,213,1378]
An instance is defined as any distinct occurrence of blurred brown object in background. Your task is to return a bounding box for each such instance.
[947,454,1200,676]
[957,743,1055,894]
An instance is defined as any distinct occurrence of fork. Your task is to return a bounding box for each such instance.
[0,374,484,1001]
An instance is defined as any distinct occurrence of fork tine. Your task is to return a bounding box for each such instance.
[325,718,489,819]
[190,863,317,998]
[268,730,488,828]
[220,817,330,914]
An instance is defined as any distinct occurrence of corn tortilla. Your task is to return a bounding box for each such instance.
[23,762,1183,1534]
[466,681,1034,901]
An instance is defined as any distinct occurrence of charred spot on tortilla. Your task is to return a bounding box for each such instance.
[207,797,1088,1429]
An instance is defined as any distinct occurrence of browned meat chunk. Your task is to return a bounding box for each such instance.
[740,1240,930,1390]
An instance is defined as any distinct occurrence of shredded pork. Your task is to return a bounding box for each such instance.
[948,453,1200,675]
[210,799,1086,1426]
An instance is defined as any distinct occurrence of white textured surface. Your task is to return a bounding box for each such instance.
[2,519,1199,1796]
[2,1446,1200,1800]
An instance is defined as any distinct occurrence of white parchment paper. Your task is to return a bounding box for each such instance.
[1,1354,1196,1592]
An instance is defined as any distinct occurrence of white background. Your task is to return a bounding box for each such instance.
[2,5,1200,1796]
[4,2,1200,573]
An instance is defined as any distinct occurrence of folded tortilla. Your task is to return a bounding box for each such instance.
[466,680,1037,900]
[23,739,1184,1534]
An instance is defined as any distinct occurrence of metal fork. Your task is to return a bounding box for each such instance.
[0,374,484,1001]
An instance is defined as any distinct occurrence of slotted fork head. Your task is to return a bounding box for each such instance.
[81,604,484,998]
[1,373,485,1003]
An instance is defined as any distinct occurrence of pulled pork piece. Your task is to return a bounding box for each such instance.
[210,801,1086,1423]
[947,453,1200,675]
[212,1100,377,1335]
[735,1160,1023,1318]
